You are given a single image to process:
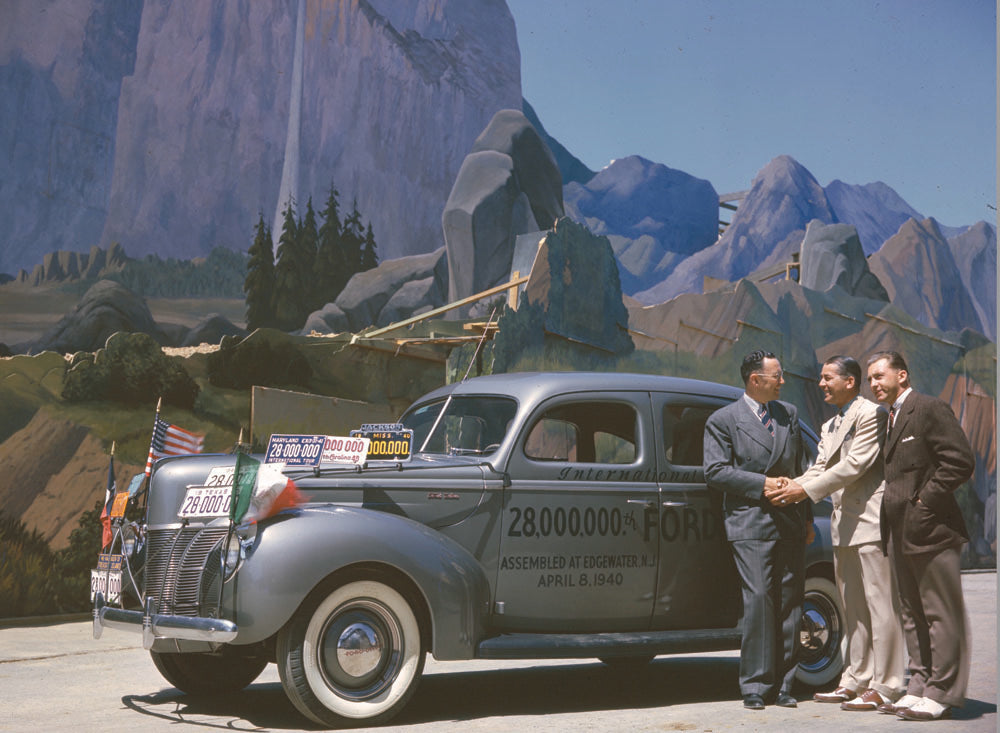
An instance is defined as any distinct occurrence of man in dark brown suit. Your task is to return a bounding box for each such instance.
[866,351,975,721]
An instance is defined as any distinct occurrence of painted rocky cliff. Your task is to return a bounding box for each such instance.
[1,0,520,274]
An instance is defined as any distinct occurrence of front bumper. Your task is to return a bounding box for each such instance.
[93,592,238,649]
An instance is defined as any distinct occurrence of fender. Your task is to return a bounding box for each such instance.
[231,505,491,659]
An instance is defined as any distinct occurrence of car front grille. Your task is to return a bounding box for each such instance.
[145,526,227,617]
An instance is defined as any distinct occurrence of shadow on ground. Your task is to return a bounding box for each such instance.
[121,656,996,729]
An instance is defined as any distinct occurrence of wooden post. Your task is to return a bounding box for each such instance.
[508,270,520,310]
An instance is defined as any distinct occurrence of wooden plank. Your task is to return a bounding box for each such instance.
[353,274,528,341]
[718,190,749,202]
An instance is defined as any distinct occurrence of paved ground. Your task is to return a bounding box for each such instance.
[1,571,995,732]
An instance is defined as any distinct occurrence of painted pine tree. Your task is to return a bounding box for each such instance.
[315,181,347,310]
[244,212,275,330]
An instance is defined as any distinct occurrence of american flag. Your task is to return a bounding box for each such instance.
[144,415,205,475]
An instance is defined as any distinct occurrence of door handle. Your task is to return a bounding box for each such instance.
[661,500,685,507]
[627,499,656,509]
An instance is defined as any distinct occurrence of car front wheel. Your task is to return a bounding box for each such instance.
[276,579,425,727]
[795,574,846,687]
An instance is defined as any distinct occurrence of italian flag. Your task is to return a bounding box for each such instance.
[230,452,304,523]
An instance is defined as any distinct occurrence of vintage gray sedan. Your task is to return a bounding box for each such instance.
[93,372,845,727]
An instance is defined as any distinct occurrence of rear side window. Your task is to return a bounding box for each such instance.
[661,404,716,467]
[524,401,637,464]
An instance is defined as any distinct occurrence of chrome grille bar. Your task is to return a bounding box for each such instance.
[145,527,228,616]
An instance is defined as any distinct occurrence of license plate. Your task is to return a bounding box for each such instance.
[321,435,370,465]
[91,554,123,602]
[265,434,325,467]
[352,429,412,461]
[179,485,233,518]
[110,491,129,518]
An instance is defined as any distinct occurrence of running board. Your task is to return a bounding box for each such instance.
[477,627,741,660]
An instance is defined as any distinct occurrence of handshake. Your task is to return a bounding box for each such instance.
[763,476,807,507]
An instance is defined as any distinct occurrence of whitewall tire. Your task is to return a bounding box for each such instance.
[795,574,846,687]
[277,579,425,727]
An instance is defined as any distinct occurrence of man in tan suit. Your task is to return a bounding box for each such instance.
[765,355,904,711]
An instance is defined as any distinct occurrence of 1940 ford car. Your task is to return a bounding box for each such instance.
[93,372,845,727]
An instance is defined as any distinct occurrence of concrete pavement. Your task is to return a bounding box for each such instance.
[1,571,995,732]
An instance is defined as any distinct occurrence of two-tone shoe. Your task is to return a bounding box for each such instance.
[813,686,856,703]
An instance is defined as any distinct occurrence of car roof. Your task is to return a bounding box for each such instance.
[412,371,744,407]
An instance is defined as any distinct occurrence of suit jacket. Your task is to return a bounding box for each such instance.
[881,390,974,555]
[704,397,809,540]
[796,396,886,546]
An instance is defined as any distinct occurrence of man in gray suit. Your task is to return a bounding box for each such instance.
[765,355,905,711]
[866,351,974,721]
[704,350,810,710]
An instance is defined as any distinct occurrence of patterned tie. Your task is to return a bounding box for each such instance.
[758,403,774,435]
[888,405,896,439]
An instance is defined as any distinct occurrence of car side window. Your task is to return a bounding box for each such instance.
[661,404,715,467]
[524,401,637,464]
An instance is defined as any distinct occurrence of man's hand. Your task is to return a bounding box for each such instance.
[764,476,786,492]
[764,478,808,506]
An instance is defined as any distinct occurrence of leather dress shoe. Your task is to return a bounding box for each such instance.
[743,694,765,710]
[775,693,798,708]
[814,686,857,703]
[842,688,888,711]
[897,697,952,721]
[879,694,922,715]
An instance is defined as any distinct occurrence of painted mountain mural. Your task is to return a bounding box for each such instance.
[868,218,983,335]
[947,221,997,338]
[824,180,924,256]
[563,155,718,296]
[2,0,993,336]
[2,0,520,274]
[632,155,838,303]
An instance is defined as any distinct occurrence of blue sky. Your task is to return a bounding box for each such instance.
[507,0,996,229]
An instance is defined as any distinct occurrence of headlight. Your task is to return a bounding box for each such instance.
[223,533,242,579]
[222,524,256,580]
[121,522,143,560]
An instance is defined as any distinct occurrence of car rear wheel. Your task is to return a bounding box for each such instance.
[277,579,425,727]
[151,649,268,695]
[795,575,846,687]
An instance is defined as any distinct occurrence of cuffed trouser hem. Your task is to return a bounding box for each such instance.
[835,678,862,694]
[868,683,904,702]
[922,687,965,709]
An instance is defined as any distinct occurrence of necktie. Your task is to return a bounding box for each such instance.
[888,405,896,439]
[831,410,843,433]
[758,404,774,435]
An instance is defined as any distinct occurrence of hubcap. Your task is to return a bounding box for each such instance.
[799,590,840,671]
[800,607,830,652]
[336,621,382,677]
[318,601,402,700]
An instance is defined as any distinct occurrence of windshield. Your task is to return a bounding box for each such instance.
[400,395,518,456]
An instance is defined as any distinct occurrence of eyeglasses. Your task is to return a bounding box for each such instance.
[753,371,783,380]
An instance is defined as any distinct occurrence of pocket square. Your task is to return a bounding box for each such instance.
[901,435,916,442]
